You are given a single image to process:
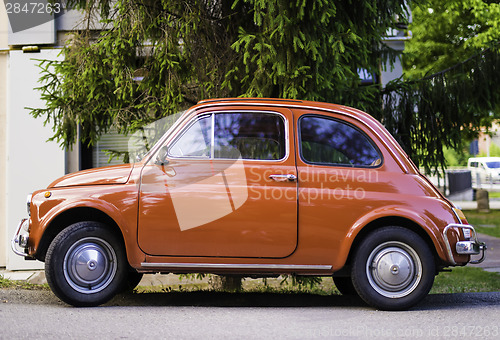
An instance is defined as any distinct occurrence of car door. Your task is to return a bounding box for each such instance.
[294,110,385,253]
[138,108,298,258]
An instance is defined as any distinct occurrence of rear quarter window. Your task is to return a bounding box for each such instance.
[299,115,382,167]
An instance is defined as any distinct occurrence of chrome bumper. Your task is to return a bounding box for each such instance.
[443,224,486,265]
[11,218,30,257]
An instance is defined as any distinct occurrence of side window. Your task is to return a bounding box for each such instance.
[169,116,212,158]
[299,115,382,167]
[214,113,286,160]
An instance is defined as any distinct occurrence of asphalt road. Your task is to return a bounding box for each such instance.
[1,289,499,339]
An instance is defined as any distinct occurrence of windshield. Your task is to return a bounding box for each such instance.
[128,111,186,162]
[485,161,500,169]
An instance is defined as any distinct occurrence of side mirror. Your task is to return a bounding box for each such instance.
[154,146,170,166]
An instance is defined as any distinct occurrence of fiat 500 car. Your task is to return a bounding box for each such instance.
[12,98,486,310]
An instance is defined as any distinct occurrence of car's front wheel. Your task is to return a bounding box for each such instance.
[45,221,127,307]
[351,226,435,311]
[333,276,357,296]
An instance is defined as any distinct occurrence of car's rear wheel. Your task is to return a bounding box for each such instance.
[351,226,435,311]
[121,270,144,293]
[45,221,127,307]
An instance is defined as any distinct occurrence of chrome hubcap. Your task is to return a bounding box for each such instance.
[63,237,117,294]
[366,241,422,298]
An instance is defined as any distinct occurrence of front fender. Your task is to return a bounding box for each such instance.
[28,184,142,265]
[42,199,130,237]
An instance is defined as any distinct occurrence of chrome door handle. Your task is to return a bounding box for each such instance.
[269,174,297,182]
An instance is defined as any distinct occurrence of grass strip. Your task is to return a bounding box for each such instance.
[463,209,500,238]
[431,266,500,294]
[0,274,49,290]
[2,267,498,295]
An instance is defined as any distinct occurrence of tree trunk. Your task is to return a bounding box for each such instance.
[209,275,243,292]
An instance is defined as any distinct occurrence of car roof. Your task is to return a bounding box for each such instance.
[194,98,416,175]
[195,97,378,127]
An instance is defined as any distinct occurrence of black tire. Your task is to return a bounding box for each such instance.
[351,226,435,311]
[121,270,144,293]
[333,276,358,296]
[45,221,127,307]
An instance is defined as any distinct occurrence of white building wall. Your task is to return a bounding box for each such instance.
[0,4,88,270]
[6,49,65,270]
[380,33,409,88]
[0,4,8,267]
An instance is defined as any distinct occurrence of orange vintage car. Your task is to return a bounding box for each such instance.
[12,98,486,310]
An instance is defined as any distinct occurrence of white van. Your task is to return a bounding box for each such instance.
[467,157,500,186]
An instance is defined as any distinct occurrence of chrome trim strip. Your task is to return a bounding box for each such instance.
[198,101,410,173]
[443,224,486,265]
[210,113,215,158]
[140,263,332,271]
[166,110,291,163]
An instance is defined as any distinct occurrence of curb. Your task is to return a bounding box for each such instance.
[0,271,209,287]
